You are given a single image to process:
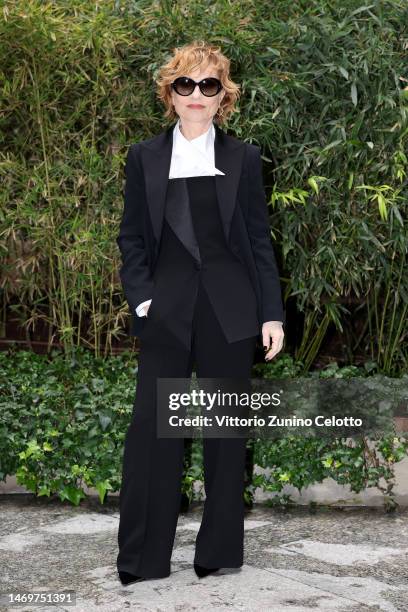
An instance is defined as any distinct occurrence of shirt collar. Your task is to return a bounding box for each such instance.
[170,117,225,177]
[173,118,215,159]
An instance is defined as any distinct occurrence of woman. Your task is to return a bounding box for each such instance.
[116,40,284,585]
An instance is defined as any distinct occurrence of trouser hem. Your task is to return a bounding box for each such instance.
[117,565,171,580]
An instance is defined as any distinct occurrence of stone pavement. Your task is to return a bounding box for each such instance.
[0,495,407,611]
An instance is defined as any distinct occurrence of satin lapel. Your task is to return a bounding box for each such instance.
[165,178,201,263]
[140,122,245,249]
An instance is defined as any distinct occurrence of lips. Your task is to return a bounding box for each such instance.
[187,104,204,109]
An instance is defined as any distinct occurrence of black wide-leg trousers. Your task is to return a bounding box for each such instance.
[117,281,257,579]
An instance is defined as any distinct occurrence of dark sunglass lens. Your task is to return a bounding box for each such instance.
[173,77,194,95]
[200,78,221,96]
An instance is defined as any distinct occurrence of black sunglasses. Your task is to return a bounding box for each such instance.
[171,76,223,97]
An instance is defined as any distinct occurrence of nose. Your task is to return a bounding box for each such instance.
[191,83,203,100]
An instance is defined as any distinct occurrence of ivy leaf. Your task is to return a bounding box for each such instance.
[59,485,86,506]
[95,479,113,503]
[98,414,112,431]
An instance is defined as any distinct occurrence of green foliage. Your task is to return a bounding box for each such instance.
[0,0,407,373]
[252,354,408,511]
[253,433,407,512]
[1,348,407,509]
[0,347,137,504]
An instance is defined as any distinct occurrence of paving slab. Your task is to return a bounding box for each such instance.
[0,495,407,611]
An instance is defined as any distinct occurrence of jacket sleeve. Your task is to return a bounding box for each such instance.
[116,144,154,313]
[246,144,285,324]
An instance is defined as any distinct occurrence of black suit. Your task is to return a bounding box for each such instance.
[116,122,284,579]
[117,121,285,339]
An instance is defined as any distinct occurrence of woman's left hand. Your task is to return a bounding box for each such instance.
[262,321,284,361]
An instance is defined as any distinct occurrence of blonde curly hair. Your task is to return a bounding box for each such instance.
[156,40,240,126]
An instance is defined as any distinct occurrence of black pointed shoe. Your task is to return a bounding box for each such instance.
[118,571,145,585]
[194,562,220,578]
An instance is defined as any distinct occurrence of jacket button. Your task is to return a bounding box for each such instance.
[194,262,201,270]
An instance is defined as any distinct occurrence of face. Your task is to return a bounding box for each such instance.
[170,63,226,125]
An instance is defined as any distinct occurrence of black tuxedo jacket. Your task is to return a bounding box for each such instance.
[117,121,285,338]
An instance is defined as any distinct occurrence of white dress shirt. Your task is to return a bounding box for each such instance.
[136,119,225,317]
